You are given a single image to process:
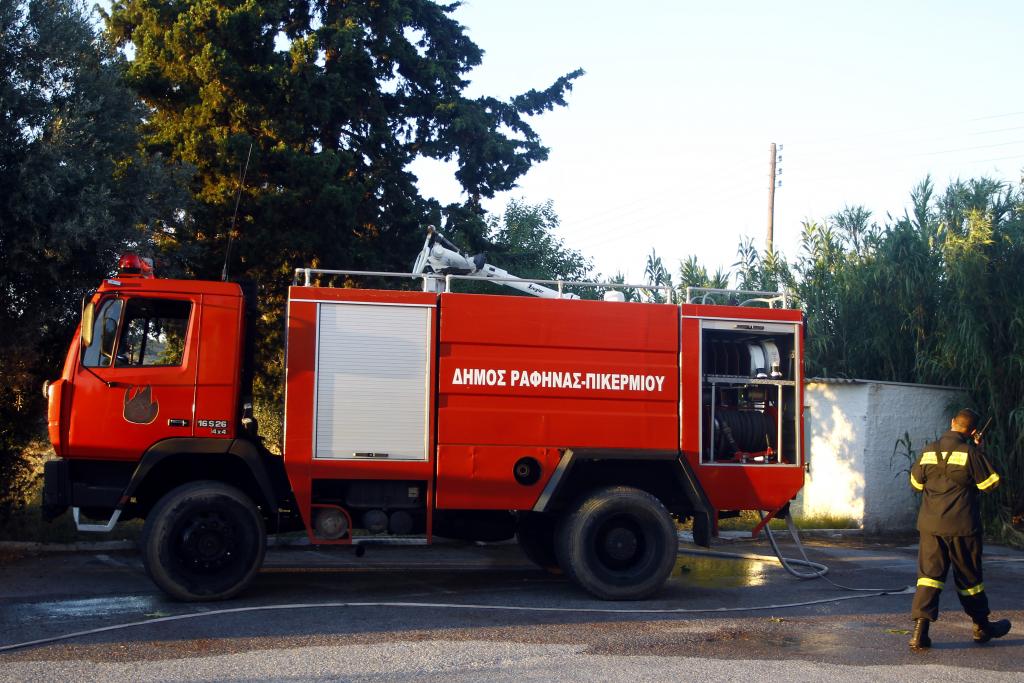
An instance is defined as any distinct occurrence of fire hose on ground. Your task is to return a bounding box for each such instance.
[0,518,915,654]
[673,513,912,599]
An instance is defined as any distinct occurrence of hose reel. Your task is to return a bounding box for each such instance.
[714,410,777,460]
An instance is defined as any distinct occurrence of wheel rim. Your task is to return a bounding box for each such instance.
[594,514,647,570]
[178,511,238,573]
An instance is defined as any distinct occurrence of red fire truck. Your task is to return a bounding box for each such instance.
[42,229,806,602]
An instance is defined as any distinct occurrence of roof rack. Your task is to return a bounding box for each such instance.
[293,268,675,303]
[685,286,789,308]
[293,268,423,286]
[442,273,675,303]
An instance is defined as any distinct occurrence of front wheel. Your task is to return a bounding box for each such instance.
[555,486,677,600]
[142,481,266,601]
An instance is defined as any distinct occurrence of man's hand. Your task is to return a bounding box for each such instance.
[972,417,993,444]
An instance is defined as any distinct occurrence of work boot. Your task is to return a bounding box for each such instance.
[909,618,931,650]
[973,617,1011,643]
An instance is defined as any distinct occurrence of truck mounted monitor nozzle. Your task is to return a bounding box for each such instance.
[412,226,579,299]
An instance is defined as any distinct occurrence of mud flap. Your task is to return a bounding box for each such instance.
[42,459,70,521]
[675,457,713,547]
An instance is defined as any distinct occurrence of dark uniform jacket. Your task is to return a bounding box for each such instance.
[910,430,1000,536]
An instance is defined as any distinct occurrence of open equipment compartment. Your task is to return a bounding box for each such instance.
[700,319,801,466]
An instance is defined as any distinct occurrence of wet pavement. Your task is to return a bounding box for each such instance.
[1,536,1023,680]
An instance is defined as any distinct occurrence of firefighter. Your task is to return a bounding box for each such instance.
[907,408,1011,650]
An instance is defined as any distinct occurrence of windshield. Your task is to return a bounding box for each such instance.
[81,298,123,368]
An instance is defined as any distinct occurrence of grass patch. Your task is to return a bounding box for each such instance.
[713,510,860,532]
[1,440,142,544]
[0,484,142,544]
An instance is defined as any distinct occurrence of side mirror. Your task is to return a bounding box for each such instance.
[82,301,96,347]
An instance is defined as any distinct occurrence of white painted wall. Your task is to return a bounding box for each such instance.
[797,380,963,532]
[800,382,869,523]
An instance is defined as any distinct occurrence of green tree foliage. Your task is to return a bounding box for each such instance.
[106,0,581,280]
[914,179,1024,529]
[733,238,794,295]
[105,0,582,442]
[0,0,188,518]
[677,255,729,289]
[483,199,593,297]
[643,249,673,303]
[798,195,942,381]
[104,0,581,282]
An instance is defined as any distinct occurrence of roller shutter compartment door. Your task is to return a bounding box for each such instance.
[314,303,431,461]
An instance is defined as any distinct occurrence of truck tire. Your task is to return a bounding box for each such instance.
[142,481,266,601]
[555,486,677,600]
[516,513,560,574]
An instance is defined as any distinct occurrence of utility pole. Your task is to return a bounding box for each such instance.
[766,142,777,254]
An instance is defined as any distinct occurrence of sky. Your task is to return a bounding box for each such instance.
[409,1,1024,283]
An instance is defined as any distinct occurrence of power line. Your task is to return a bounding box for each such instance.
[792,127,1024,162]
[557,162,766,233]
[572,149,1024,275]
[569,186,765,252]
[555,157,766,234]
[786,109,1024,147]
[537,128,1024,274]
[565,178,768,244]
[967,110,1024,122]
[914,139,1024,157]
[771,147,1024,190]
[966,152,1024,165]
[552,131,1024,241]
[566,146,1023,255]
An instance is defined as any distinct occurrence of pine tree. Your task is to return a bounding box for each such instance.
[106,0,582,282]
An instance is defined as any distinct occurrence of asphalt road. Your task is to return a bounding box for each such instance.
[1,535,1023,681]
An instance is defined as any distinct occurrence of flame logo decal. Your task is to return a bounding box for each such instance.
[123,385,159,425]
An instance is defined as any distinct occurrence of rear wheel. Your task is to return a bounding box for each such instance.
[142,481,266,601]
[516,512,560,574]
[555,486,677,600]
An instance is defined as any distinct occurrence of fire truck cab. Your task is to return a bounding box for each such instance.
[42,238,805,602]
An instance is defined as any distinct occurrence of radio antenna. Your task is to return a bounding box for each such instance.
[222,143,253,282]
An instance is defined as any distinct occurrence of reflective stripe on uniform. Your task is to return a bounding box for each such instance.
[917,577,944,590]
[958,583,985,597]
[947,451,968,466]
[910,473,924,491]
[920,452,938,465]
[977,473,1000,490]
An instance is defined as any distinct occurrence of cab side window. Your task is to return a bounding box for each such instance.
[114,299,192,367]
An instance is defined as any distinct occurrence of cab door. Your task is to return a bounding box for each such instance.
[67,294,199,461]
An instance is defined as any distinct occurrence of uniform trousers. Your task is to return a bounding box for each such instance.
[911,533,989,621]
